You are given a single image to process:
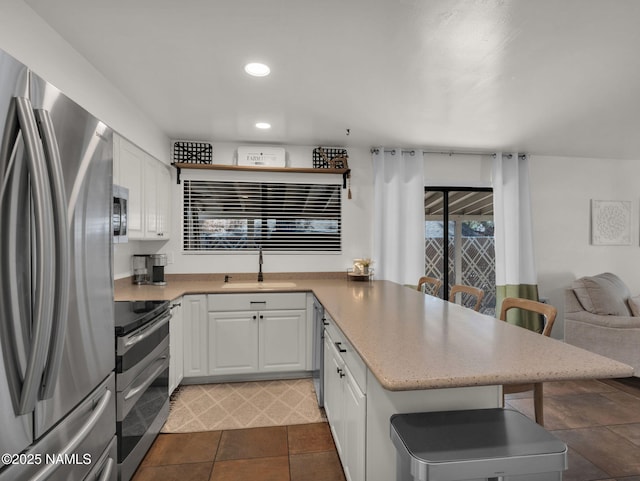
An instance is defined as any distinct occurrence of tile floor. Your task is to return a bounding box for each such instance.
[133,377,640,481]
[132,422,344,481]
[506,377,640,481]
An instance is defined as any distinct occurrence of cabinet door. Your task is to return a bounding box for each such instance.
[143,156,159,237]
[117,137,145,239]
[259,309,306,372]
[169,299,184,394]
[209,311,259,375]
[342,367,366,481]
[324,334,345,457]
[155,162,171,239]
[144,157,171,240]
[182,295,208,378]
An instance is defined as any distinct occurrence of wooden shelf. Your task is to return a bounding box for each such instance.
[171,162,351,187]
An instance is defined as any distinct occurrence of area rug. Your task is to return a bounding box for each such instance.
[161,378,326,433]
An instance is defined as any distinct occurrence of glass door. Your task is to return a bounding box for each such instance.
[424,188,496,315]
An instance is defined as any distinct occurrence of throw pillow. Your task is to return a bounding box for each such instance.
[572,273,632,316]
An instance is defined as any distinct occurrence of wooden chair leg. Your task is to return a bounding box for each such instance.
[533,382,544,426]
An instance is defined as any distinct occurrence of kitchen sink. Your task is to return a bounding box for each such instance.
[221,281,297,289]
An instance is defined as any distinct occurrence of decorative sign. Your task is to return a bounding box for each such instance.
[237,147,286,167]
[591,200,631,245]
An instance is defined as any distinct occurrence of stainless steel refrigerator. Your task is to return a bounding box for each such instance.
[0,49,116,481]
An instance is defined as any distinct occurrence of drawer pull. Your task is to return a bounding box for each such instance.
[335,341,347,353]
[337,367,345,378]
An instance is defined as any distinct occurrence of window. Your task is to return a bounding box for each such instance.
[183,180,341,252]
[424,188,496,314]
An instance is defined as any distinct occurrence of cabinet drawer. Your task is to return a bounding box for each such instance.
[208,292,306,311]
[324,314,367,393]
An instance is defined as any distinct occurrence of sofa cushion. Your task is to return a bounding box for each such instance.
[572,272,632,316]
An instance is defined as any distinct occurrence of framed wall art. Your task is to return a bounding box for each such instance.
[590,200,631,245]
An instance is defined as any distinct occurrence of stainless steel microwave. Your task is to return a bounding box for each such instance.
[113,185,129,243]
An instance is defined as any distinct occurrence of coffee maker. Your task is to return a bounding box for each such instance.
[131,254,167,285]
[146,254,167,285]
[132,255,147,284]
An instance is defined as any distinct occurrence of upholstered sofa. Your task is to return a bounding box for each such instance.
[565,272,640,377]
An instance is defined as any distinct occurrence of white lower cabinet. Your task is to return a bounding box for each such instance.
[324,334,345,456]
[342,368,366,481]
[323,327,366,481]
[182,294,208,378]
[169,298,184,395]
[208,308,307,376]
[208,311,259,375]
[182,293,309,380]
[259,309,306,372]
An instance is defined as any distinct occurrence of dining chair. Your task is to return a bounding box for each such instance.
[448,284,484,311]
[416,276,442,297]
[499,297,558,426]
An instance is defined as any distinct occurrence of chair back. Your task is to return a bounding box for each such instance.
[499,297,557,337]
[417,276,442,296]
[449,284,484,311]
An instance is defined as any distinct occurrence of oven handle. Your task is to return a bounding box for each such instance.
[124,311,171,348]
[124,355,169,401]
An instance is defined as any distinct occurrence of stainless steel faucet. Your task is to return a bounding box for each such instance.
[257,247,264,282]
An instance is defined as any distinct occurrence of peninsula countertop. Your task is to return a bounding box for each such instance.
[114,274,634,391]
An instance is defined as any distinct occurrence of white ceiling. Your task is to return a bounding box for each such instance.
[24,0,640,159]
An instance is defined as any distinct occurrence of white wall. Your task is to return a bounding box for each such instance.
[529,154,640,337]
[116,143,374,277]
[424,152,493,188]
[0,0,169,161]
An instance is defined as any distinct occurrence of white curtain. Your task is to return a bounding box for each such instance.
[492,152,541,331]
[372,148,425,285]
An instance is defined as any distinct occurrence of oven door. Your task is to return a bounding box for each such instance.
[116,309,171,390]
[117,348,169,481]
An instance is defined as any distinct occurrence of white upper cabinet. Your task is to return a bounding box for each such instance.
[113,133,171,240]
[144,156,171,239]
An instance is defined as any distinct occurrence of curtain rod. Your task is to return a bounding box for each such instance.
[370,148,527,160]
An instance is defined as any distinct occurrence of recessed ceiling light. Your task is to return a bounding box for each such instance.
[255,122,271,129]
[244,62,270,77]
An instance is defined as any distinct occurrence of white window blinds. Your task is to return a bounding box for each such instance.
[183,180,342,252]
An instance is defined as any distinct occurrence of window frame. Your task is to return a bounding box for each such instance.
[182,177,343,254]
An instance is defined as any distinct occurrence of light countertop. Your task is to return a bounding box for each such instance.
[115,274,634,391]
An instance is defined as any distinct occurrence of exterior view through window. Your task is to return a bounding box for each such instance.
[183,180,342,252]
[424,188,496,315]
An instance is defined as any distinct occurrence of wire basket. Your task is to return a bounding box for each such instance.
[172,140,213,164]
[312,147,349,169]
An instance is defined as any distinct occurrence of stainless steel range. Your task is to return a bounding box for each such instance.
[114,300,171,481]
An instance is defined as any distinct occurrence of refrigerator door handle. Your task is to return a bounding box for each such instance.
[13,96,56,415]
[29,388,112,481]
[34,108,70,400]
[0,96,27,415]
